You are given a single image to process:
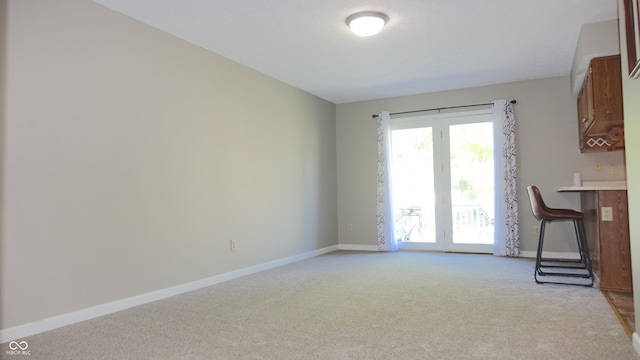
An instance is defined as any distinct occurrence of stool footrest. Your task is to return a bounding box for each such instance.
[537,270,591,278]
[540,258,588,270]
[540,264,588,270]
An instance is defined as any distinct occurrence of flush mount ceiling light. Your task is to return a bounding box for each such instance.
[346,11,389,37]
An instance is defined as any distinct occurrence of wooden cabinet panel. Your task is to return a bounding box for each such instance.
[577,81,589,150]
[581,190,631,292]
[577,55,625,152]
[589,56,624,134]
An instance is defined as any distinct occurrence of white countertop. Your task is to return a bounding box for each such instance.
[558,180,627,192]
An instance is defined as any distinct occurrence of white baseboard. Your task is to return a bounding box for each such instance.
[338,244,380,251]
[0,244,340,343]
[338,245,582,258]
[336,247,581,258]
[519,251,580,259]
[633,333,640,356]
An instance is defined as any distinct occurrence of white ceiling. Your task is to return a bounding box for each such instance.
[93,0,618,104]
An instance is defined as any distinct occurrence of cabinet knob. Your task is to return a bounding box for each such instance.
[581,118,588,123]
[607,126,624,143]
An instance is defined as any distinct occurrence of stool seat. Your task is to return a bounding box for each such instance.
[526,186,593,286]
[535,207,583,220]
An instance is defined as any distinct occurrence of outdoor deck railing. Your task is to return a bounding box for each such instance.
[396,205,494,242]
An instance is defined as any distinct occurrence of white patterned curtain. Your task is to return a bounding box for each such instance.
[376,112,399,251]
[492,100,519,256]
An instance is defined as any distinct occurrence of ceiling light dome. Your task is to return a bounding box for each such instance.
[346,11,389,37]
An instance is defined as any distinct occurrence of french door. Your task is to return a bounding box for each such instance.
[390,110,494,252]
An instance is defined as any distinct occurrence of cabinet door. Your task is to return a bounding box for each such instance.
[597,191,632,292]
[588,56,623,135]
[577,55,624,152]
[584,66,595,133]
[582,190,632,292]
[577,84,589,151]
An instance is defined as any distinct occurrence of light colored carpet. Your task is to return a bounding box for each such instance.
[3,251,639,359]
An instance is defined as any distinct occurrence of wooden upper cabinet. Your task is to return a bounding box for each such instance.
[577,55,624,152]
[577,77,590,149]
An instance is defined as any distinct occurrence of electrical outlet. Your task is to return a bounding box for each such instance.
[594,161,602,171]
[230,239,236,252]
[601,207,613,222]
[610,166,618,175]
[534,225,540,236]
[347,223,353,232]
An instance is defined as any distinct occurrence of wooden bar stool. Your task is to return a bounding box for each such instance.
[526,186,594,286]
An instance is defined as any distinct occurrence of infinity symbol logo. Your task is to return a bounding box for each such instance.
[9,341,28,350]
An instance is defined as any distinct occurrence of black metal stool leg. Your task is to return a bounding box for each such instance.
[534,219,594,286]
[572,219,586,264]
[539,220,587,270]
[576,219,594,286]
[534,220,546,283]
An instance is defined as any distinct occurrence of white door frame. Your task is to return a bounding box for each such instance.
[390,109,494,253]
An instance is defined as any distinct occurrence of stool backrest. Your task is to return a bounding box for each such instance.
[526,185,549,221]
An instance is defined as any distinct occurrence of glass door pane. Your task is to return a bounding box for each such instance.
[390,127,436,244]
[389,110,495,253]
[449,121,494,245]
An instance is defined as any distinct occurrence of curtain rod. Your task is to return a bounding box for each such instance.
[371,99,517,118]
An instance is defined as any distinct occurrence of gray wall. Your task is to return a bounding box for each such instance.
[617,0,640,346]
[1,0,337,329]
[336,76,626,254]
[0,0,6,337]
